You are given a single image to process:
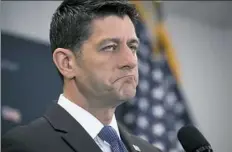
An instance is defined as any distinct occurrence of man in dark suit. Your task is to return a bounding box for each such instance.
[2,0,161,152]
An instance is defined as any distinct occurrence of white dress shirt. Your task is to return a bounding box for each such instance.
[57,94,121,152]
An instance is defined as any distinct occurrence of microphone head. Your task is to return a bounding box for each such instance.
[177,125,213,152]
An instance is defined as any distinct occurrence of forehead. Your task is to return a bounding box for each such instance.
[89,15,137,42]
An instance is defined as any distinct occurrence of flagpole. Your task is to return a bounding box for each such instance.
[152,1,181,83]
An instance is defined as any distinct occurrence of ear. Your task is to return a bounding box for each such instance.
[52,48,77,79]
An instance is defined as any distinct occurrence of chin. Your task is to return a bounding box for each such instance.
[119,90,136,101]
[108,92,135,108]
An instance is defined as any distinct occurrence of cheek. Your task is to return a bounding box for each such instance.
[84,52,117,84]
[135,67,139,84]
[90,67,112,83]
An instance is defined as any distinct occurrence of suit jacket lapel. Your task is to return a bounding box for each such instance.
[118,123,138,152]
[43,102,102,152]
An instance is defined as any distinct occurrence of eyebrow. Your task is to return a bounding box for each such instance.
[98,38,120,46]
[128,38,140,46]
[98,37,140,46]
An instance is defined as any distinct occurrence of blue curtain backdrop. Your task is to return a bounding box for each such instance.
[1,33,62,134]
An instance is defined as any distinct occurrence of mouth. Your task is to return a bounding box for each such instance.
[113,75,135,83]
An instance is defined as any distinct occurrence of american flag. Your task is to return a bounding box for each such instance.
[116,4,193,152]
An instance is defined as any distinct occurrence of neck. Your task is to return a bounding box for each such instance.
[85,107,116,125]
[63,80,116,125]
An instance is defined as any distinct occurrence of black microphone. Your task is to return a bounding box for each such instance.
[177,125,213,152]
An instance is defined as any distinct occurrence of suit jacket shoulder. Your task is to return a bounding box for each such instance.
[129,134,162,152]
[2,117,63,152]
[2,103,103,152]
[118,123,162,152]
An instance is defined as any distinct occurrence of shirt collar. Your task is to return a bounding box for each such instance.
[57,94,121,139]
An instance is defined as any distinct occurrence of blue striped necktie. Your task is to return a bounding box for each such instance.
[98,126,128,152]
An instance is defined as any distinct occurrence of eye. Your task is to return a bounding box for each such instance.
[102,45,117,52]
[129,45,139,52]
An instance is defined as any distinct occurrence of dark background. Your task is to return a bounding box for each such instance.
[1,33,62,134]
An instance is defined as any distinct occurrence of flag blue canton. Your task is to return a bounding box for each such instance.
[116,19,193,152]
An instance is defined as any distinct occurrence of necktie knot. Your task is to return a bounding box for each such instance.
[98,126,128,152]
[98,126,119,144]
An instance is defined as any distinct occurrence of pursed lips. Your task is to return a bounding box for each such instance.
[113,75,135,83]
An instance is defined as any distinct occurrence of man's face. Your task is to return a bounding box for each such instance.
[74,15,139,107]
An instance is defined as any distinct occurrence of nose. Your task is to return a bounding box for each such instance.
[118,46,137,70]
